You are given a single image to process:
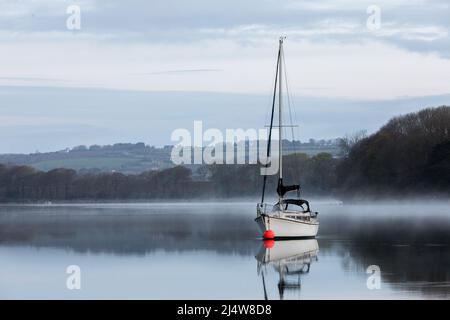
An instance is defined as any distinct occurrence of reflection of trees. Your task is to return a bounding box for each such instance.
[319,213,450,299]
[342,242,450,298]
[0,206,259,256]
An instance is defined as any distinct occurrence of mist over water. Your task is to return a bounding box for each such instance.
[0,200,449,299]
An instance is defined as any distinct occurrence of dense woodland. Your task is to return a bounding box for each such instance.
[0,106,448,201]
[336,106,450,198]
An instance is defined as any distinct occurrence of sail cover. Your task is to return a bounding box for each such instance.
[277,178,300,197]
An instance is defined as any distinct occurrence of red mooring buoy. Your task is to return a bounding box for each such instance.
[263,229,275,239]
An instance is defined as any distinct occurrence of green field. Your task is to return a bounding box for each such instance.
[31,157,137,172]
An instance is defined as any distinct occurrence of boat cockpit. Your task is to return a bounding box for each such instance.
[274,199,311,213]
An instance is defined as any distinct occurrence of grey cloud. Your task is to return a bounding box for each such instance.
[0,0,448,57]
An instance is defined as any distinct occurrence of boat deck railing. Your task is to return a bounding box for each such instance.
[258,202,318,220]
[257,203,273,216]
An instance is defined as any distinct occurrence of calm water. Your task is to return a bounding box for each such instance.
[1,200,450,299]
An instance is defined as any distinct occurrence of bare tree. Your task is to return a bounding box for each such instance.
[338,130,368,156]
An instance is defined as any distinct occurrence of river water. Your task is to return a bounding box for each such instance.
[0,200,449,299]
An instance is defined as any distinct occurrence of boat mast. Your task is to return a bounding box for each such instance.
[260,39,281,204]
[278,37,284,204]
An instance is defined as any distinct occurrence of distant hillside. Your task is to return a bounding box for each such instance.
[0,143,174,174]
[0,140,340,174]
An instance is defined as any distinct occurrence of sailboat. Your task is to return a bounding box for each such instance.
[255,37,319,239]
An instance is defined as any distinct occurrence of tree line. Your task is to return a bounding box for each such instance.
[0,152,336,201]
[0,106,448,201]
[336,106,449,198]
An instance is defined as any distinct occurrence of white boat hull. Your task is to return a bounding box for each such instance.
[255,214,319,238]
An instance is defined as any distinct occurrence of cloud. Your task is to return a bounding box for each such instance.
[139,69,222,75]
[0,0,449,98]
[0,0,448,58]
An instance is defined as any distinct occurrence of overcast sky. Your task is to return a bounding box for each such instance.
[0,0,449,153]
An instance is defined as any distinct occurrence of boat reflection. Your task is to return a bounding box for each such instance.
[256,239,319,300]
